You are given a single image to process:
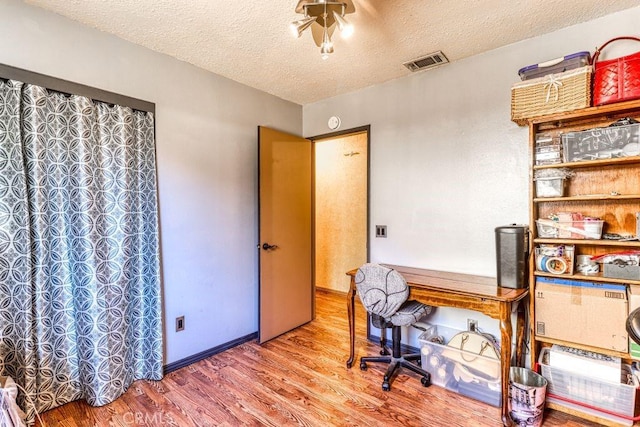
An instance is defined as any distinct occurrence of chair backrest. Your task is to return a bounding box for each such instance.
[627,307,640,345]
[355,263,409,320]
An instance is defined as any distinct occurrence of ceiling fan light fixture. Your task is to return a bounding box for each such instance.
[320,42,334,56]
[332,10,353,38]
[320,28,334,59]
[291,0,355,57]
[290,16,318,38]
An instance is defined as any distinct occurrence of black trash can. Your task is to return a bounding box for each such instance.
[495,224,529,289]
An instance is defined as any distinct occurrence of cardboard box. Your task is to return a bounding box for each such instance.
[535,277,628,352]
[629,285,640,360]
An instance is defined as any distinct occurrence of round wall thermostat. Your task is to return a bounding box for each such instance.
[328,116,341,130]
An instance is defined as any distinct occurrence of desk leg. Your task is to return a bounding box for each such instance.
[515,299,526,368]
[346,275,356,369]
[499,303,513,427]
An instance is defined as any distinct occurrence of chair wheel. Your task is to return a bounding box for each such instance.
[421,376,431,387]
[360,362,367,370]
[382,382,390,391]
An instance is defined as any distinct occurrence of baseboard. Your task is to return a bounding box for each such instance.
[163,331,258,374]
[316,287,347,296]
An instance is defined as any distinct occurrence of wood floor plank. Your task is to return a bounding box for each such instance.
[216,348,376,426]
[35,289,600,426]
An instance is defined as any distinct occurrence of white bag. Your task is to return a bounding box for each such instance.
[0,376,27,427]
[442,331,501,380]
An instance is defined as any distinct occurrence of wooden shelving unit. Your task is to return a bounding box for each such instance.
[521,99,640,426]
[534,195,640,203]
[534,238,640,248]
[534,270,640,286]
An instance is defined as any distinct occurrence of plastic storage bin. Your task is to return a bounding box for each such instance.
[562,122,640,162]
[419,325,501,407]
[535,177,566,198]
[536,219,603,239]
[534,133,563,166]
[534,245,575,275]
[538,348,639,421]
[546,396,635,426]
[603,255,640,280]
[518,52,591,81]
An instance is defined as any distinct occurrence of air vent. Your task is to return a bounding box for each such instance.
[403,51,449,72]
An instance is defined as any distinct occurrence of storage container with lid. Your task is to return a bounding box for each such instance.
[518,52,591,81]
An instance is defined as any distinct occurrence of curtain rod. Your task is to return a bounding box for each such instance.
[0,63,155,114]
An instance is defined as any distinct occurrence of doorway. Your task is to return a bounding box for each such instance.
[257,125,368,343]
[312,127,369,293]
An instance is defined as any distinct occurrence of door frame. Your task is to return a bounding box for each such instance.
[308,125,371,296]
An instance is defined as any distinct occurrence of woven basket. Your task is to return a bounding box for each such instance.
[511,66,592,126]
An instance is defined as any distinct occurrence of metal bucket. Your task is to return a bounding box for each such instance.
[509,367,548,427]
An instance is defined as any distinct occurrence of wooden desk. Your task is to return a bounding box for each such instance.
[346,265,528,427]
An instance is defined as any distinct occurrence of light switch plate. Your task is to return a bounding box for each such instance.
[375,225,387,238]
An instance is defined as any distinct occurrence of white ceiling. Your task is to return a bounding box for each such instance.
[24,0,639,105]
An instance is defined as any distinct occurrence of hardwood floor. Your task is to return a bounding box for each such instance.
[37,290,600,426]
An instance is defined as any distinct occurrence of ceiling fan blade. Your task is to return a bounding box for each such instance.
[310,23,324,47]
[294,0,308,14]
[296,0,357,15]
[343,0,356,14]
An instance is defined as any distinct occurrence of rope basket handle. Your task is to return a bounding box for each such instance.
[458,333,495,363]
[593,36,640,64]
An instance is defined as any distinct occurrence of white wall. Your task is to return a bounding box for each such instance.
[4,0,640,364]
[303,7,640,336]
[0,0,301,364]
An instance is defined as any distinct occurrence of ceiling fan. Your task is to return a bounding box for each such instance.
[290,0,356,59]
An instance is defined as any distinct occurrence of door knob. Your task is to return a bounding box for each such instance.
[262,243,278,250]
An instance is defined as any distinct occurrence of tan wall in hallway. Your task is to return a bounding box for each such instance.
[315,132,367,293]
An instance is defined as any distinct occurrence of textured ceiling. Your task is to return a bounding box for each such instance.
[24,0,640,105]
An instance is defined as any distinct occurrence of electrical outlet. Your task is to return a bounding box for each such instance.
[176,316,185,332]
[467,319,477,332]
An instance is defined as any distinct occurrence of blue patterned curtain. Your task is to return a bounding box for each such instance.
[0,80,163,422]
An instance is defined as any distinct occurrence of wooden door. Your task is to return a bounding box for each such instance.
[258,127,313,343]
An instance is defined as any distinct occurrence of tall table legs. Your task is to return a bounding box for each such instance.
[346,275,356,369]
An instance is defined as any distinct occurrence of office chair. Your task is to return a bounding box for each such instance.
[356,263,432,391]
[627,307,640,345]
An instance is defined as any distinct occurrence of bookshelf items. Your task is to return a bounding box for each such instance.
[521,99,640,425]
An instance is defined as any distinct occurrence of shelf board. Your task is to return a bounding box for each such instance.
[534,194,640,202]
[534,271,640,286]
[533,156,640,170]
[529,98,640,125]
[534,336,630,359]
[534,238,640,247]
[545,400,628,426]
